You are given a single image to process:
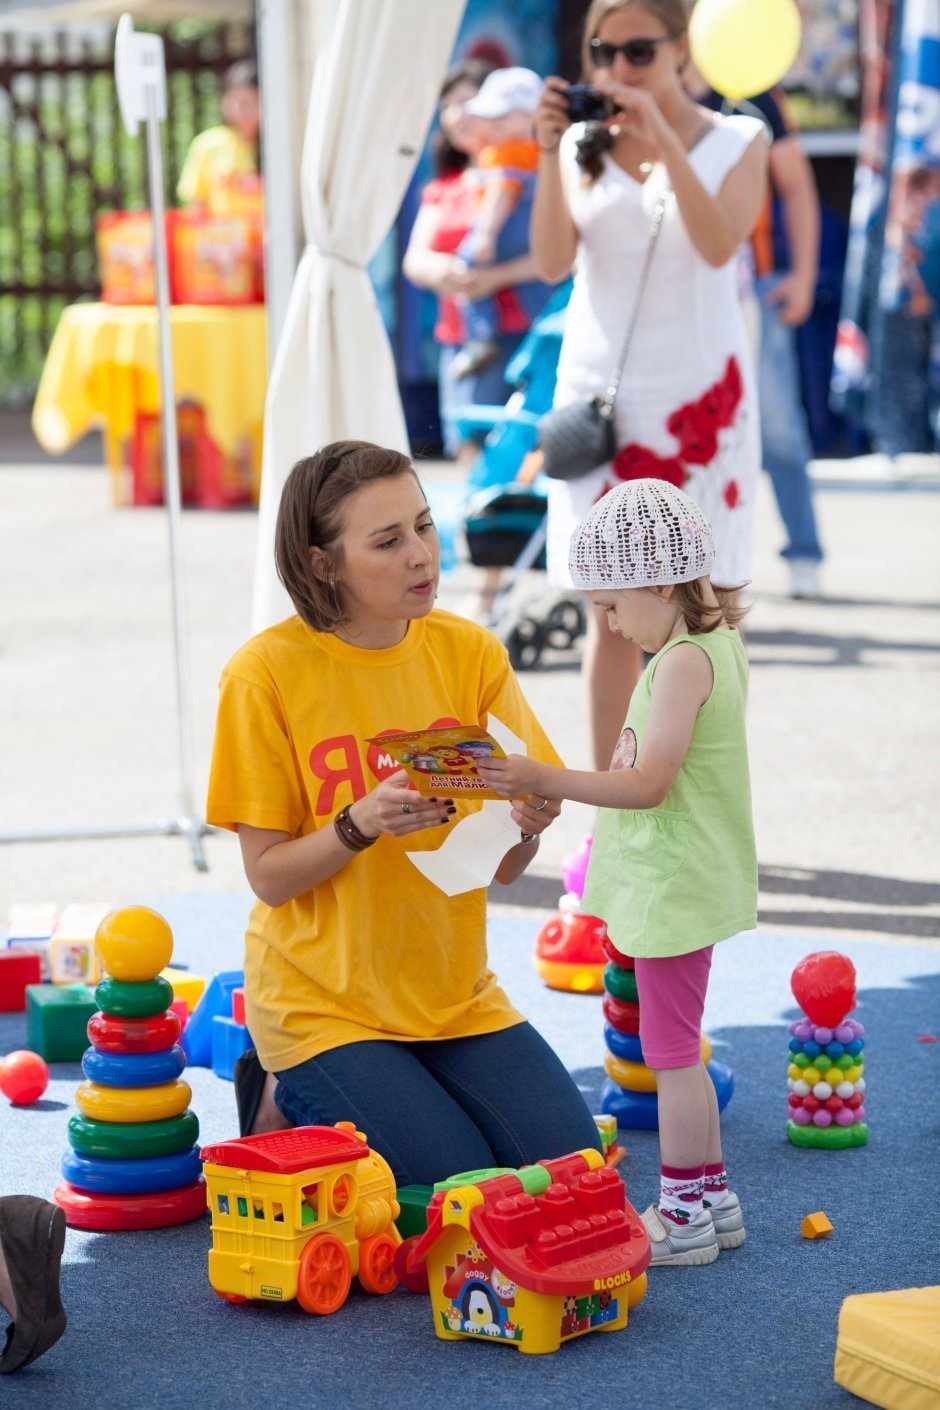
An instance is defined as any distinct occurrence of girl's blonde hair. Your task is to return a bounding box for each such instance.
[672,577,749,634]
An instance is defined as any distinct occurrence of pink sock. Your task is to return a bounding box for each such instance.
[658,1164,705,1225]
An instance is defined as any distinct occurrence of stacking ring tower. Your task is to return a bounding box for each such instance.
[787,951,868,1150]
[600,932,734,1130]
[54,906,207,1229]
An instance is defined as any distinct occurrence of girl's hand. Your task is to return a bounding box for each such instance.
[534,77,571,152]
[350,769,455,838]
[476,753,546,799]
[593,75,672,154]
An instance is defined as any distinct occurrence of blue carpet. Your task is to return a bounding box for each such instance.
[2,892,938,1409]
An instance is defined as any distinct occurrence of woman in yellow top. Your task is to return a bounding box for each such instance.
[207,440,603,1184]
[177,59,260,211]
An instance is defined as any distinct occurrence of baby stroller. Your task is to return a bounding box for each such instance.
[453,284,586,670]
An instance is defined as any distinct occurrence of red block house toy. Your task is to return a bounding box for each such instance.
[403,1147,650,1355]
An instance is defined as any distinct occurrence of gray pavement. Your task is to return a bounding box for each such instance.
[0,413,938,945]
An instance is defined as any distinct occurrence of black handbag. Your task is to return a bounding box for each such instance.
[538,193,666,482]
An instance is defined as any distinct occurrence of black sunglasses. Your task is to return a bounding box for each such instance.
[590,36,675,68]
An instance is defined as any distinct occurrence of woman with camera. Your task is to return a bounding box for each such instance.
[531,0,767,768]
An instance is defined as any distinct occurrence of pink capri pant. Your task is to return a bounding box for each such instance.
[634,946,714,1069]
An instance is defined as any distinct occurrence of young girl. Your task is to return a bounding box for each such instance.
[205,439,604,1185]
[477,478,757,1266]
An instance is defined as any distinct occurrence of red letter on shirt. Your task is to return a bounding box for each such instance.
[309,735,367,815]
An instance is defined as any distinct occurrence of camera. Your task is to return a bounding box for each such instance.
[565,85,615,124]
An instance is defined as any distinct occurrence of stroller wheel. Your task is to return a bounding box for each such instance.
[544,598,586,650]
[505,618,544,671]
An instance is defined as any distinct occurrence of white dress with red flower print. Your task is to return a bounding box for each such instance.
[545,114,767,589]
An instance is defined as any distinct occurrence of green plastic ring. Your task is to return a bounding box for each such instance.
[603,962,639,1005]
[68,1111,200,1160]
[95,975,175,1018]
[786,1120,869,1150]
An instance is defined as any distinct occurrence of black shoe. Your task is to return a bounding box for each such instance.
[451,338,500,380]
[233,1047,266,1137]
[0,1196,67,1374]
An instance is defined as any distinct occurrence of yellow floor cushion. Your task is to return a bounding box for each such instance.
[834,1286,940,1410]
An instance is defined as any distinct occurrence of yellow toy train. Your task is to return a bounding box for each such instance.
[200,1123,401,1314]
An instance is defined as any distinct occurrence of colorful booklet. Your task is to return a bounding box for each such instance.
[366,725,508,800]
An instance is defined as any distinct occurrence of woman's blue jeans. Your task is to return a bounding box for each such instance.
[274,1022,603,1187]
[757,273,824,563]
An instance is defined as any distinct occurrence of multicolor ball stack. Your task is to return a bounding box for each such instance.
[53,906,207,1230]
[599,932,734,1131]
[787,950,869,1150]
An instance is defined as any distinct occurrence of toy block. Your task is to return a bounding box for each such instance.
[210,1015,253,1081]
[7,902,57,942]
[50,935,99,985]
[395,1184,434,1239]
[231,987,246,1027]
[161,967,206,1012]
[7,937,53,982]
[55,902,112,941]
[801,1211,834,1240]
[26,982,98,1062]
[179,970,244,1067]
[0,951,43,1012]
[170,998,189,1031]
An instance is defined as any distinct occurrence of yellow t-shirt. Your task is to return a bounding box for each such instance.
[176,125,257,210]
[206,610,562,1072]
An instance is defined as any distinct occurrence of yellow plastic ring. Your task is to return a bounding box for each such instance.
[76,1079,192,1124]
[604,1034,713,1091]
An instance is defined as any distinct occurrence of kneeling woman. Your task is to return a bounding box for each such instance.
[207,440,602,1184]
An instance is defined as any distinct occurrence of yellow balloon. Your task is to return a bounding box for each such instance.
[689,0,802,102]
[95,905,174,982]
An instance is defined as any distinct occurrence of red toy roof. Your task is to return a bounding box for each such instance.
[200,1124,369,1175]
[410,1152,650,1298]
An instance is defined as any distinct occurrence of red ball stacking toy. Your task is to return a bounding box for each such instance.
[532,836,607,994]
[787,951,868,1150]
[600,930,734,1131]
[53,906,207,1230]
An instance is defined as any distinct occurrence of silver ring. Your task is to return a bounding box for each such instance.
[401,802,411,815]
[535,799,549,812]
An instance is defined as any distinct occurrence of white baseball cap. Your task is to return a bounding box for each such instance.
[463,66,544,118]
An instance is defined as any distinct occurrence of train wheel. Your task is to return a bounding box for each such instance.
[214,1289,247,1304]
[296,1234,351,1315]
[357,1233,398,1295]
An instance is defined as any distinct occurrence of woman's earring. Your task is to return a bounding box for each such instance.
[328,563,337,599]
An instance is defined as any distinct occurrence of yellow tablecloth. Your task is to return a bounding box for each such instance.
[32,302,268,500]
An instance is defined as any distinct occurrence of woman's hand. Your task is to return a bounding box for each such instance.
[511,792,561,837]
[593,75,672,154]
[534,77,572,153]
[350,769,455,838]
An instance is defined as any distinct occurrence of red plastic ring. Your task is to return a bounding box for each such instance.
[87,1010,182,1055]
[53,1178,207,1231]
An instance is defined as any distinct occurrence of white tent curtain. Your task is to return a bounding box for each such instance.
[251,0,465,632]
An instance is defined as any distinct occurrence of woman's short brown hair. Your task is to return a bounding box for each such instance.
[274,440,418,632]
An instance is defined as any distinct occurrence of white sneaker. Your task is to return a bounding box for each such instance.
[641,1204,719,1266]
[787,559,821,599]
[704,1190,746,1249]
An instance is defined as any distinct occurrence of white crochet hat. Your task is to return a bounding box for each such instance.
[568,479,716,590]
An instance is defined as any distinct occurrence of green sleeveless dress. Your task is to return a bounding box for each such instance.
[582,628,757,958]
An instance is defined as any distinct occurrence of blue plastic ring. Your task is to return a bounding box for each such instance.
[603,1025,644,1063]
[81,1045,186,1089]
[61,1145,203,1196]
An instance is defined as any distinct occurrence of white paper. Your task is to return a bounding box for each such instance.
[405,715,526,895]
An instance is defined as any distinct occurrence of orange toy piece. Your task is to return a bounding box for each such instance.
[533,906,608,994]
[201,1123,401,1315]
[801,1211,834,1240]
[405,1149,650,1355]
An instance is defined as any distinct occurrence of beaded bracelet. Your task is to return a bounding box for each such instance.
[333,804,379,852]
